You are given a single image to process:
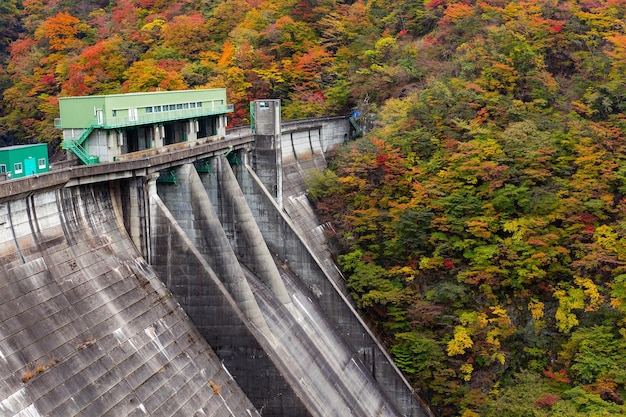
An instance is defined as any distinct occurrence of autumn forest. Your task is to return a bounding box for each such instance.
[3,0,626,415]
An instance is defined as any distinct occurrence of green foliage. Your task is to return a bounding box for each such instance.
[387,208,434,257]
[339,250,407,307]
[558,326,626,385]
[551,387,626,416]
[482,370,552,417]
[391,331,445,380]
[305,169,341,202]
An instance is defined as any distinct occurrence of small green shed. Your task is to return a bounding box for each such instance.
[0,143,49,179]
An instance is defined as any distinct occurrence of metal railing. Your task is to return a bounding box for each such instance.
[100,104,233,129]
[56,105,233,130]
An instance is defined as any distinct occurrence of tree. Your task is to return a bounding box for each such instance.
[122,59,187,92]
[34,12,89,52]
[162,13,209,58]
[62,36,127,95]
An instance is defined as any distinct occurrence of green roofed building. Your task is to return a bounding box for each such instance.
[55,89,233,165]
[0,143,49,179]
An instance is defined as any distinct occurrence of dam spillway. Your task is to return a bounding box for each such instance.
[0,184,260,416]
[0,112,431,417]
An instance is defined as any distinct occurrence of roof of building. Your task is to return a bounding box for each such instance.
[58,88,226,101]
[0,143,46,151]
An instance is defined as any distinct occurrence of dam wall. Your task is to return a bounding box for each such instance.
[0,112,432,417]
[0,183,259,417]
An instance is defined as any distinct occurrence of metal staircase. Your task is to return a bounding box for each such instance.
[61,123,100,165]
[349,117,363,138]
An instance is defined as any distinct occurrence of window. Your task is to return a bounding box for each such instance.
[154,106,161,112]
[196,102,202,108]
[183,103,189,109]
[190,103,196,108]
[14,162,22,174]
[0,165,5,173]
[169,105,176,111]
[176,104,183,110]
[129,108,138,122]
[112,110,117,117]
[38,158,46,169]
[146,107,153,113]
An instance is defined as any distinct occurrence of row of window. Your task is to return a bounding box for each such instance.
[0,159,46,174]
[145,102,203,114]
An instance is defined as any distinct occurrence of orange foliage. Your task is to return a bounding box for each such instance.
[35,12,82,52]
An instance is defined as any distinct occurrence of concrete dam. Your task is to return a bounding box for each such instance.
[0,104,431,416]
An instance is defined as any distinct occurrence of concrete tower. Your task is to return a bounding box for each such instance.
[251,99,283,208]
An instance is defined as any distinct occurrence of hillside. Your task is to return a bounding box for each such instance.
[4,0,626,416]
[307,1,626,416]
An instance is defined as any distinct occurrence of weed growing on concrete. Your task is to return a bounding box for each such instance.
[21,369,36,383]
[22,356,62,383]
[76,338,96,350]
[210,380,221,395]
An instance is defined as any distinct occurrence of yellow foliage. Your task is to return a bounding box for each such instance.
[555,307,579,333]
[485,306,514,352]
[487,305,514,340]
[491,352,506,365]
[574,276,603,312]
[528,299,545,320]
[448,326,473,356]
[465,219,492,239]
[611,297,622,309]
[486,330,501,348]
[489,381,501,396]
[390,265,417,283]
[594,225,620,253]
[476,312,489,328]
[489,305,510,323]
[460,363,474,381]
[554,286,584,333]
[140,19,164,33]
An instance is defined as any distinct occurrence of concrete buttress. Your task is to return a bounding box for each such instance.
[215,156,291,305]
[157,163,270,333]
[153,164,312,416]
[236,150,433,417]
[154,157,407,416]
